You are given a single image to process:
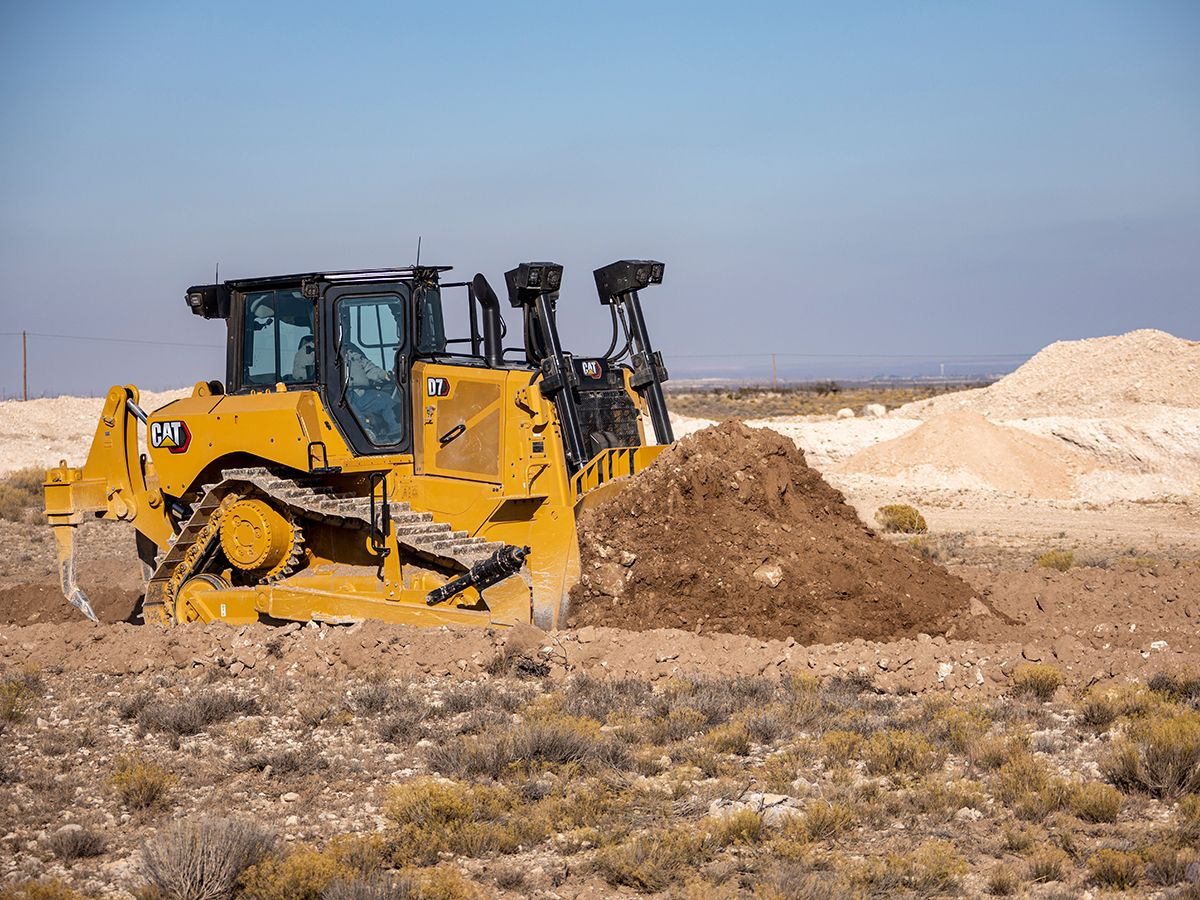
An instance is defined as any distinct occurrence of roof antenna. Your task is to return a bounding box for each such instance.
[415,236,422,267]
[214,262,220,284]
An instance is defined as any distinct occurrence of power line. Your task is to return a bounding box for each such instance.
[0,330,221,349]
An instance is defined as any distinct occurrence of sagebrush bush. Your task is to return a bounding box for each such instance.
[0,468,43,523]
[1027,848,1068,883]
[875,504,927,534]
[862,729,943,776]
[1069,781,1123,823]
[111,755,176,810]
[1034,550,1074,571]
[593,827,712,893]
[141,817,274,900]
[43,827,105,866]
[0,676,38,724]
[794,800,856,841]
[1102,711,1200,798]
[1011,663,1063,701]
[240,847,352,900]
[137,689,259,738]
[1088,849,1141,889]
[711,809,766,846]
[0,880,87,900]
[986,865,1019,896]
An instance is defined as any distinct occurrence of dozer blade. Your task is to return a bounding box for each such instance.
[53,525,99,623]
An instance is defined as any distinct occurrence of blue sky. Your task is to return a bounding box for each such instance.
[1,1,1197,394]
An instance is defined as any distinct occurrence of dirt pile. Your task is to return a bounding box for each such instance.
[567,421,977,643]
[899,329,1200,419]
[833,410,1094,499]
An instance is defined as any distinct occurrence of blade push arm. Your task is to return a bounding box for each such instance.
[44,385,174,621]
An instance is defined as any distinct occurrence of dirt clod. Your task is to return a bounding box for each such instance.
[567,421,975,643]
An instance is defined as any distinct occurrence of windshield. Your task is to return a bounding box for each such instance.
[337,293,406,446]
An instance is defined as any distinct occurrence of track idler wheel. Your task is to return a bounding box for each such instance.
[219,498,297,577]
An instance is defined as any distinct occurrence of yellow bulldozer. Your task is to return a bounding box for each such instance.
[44,260,674,629]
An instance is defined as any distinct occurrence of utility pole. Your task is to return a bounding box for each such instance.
[22,331,28,401]
[771,353,778,390]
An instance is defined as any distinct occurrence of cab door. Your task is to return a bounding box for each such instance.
[413,362,507,484]
[323,283,412,455]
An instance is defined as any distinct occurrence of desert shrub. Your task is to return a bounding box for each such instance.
[967,733,1028,770]
[1143,845,1199,886]
[643,707,708,743]
[237,748,327,779]
[927,705,989,753]
[736,707,789,744]
[321,871,419,900]
[510,714,601,764]
[426,735,514,781]
[794,800,856,841]
[382,778,531,866]
[1027,848,1068,883]
[0,880,87,900]
[562,673,650,721]
[1010,663,1063,701]
[0,467,43,522]
[875,504,927,534]
[137,689,259,738]
[0,676,38,724]
[1149,669,1200,705]
[379,697,428,744]
[991,752,1072,820]
[593,827,712,893]
[986,865,1019,896]
[1102,711,1200,798]
[351,682,392,715]
[711,809,766,846]
[703,721,752,756]
[820,730,862,766]
[111,755,176,810]
[240,847,353,900]
[437,683,499,717]
[1034,550,1074,571]
[862,729,943,776]
[847,839,966,895]
[141,817,274,900]
[43,826,106,866]
[1088,849,1140,889]
[1178,794,1200,846]
[1069,781,1123,823]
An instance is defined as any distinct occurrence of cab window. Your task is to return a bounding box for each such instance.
[242,290,316,386]
[337,293,406,446]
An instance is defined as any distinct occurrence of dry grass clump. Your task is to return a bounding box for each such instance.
[1143,845,1199,887]
[702,721,752,756]
[322,871,419,900]
[1102,710,1200,798]
[861,729,944,776]
[42,827,106,867]
[1079,682,1158,730]
[111,755,176,810]
[0,881,88,900]
[1010,663,1063,701]
[1149,668,1200,705]
[239,846,365,900]
[1027,847,1068,883]
[427,711,630,779]
[1087,848,1141,889]
[846,839,966,896]
[562,673,650,722]
[0,467,44,523]
[986,865,1020,896]
[351,681,393,715]
[593,827,713,893]
[710,809,766,847]
[382,778,534,866]
[991,753,1072,821]
[792,800,856,841]
[136,689,260,739]
[1177,794,1200,845]
[0,671,41,726]
[1034,549,1075,571]
[875,503,927,534]
[141,816,274,900]
[1069,781,1123,823]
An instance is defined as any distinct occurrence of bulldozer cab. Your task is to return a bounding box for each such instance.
[186,261,675,470]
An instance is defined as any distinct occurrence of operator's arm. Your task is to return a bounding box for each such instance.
[346,344,391,386]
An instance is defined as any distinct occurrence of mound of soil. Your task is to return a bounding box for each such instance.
[0,558,143,625]
[834,409,1093,499]
[567,421,976,643]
